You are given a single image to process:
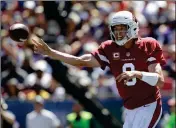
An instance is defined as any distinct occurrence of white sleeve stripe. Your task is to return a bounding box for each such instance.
[97,53,110,64]
[147,57,156,62]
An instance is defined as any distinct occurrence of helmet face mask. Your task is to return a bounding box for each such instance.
[111,24,129,42]
[109,11,139,46]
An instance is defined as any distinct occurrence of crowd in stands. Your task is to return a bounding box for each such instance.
[1,1,175,102]
[1,1,175,128]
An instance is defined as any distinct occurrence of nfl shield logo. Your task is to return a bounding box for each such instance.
[126,52,130,57]
[113,52,120,60]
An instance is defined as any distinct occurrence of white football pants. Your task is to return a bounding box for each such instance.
[123,100,162,128]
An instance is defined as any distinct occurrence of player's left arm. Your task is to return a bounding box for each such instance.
[136,39,166,87]
[116,63,164,87]
[117,39,165,87]
[148,63,164,87]
[134,63,164,87]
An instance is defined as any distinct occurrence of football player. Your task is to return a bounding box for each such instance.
[32,11,166,128]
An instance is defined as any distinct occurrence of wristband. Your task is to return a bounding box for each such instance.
[141,72,159,86]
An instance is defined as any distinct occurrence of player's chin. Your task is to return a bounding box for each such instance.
[116,35,125,40]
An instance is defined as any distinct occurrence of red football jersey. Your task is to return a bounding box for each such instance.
[92,37,166,109]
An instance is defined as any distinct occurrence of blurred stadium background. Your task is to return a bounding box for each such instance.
[1,1,175,128]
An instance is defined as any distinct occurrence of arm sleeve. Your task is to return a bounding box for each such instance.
[146,40,166,67]
[91,44,110,70]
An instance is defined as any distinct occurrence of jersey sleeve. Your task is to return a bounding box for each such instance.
[146,39,166,66]
[91,43,110,70]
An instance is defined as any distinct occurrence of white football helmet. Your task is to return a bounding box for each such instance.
[109,11,139,46]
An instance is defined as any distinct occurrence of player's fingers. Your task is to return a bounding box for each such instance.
[116,74,122,81]
[40,39,45,43]
[124,78,131,85]
[119,75,127,82]
[116,72,125,81]
[124,80,127,84]
[32,39,42,47]
[39,39,49,50]
[32,41,39,49]
[39,39,45,44]
[40,39,48,47]
[33,45,38,53]
[117,74,127,82]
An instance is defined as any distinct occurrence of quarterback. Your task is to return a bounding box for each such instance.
[32,11,166,128]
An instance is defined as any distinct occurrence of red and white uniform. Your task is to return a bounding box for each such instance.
[92,37,166,128]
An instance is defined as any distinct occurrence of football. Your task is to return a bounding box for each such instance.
[9,23,30,42]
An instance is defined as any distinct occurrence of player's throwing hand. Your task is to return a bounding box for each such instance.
[32,37,51,55]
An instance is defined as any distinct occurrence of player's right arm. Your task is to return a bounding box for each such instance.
[32,38,100,67]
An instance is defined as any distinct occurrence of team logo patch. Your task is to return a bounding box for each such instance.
[113,52,120,60]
